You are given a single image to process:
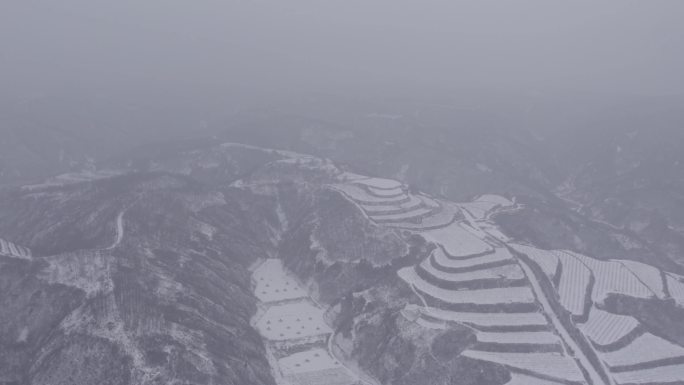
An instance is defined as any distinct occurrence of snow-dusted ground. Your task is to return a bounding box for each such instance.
[612,363,684,385]
[430,247,513,272]
[475,331,561,345]
[398,267,536,306]
[250,259,363,385]
[599,333,684,370]
[419,257,525,283]
[556,252,593,319]
[363,186,404,197]
[415,306,548,328]
[506,373,566,385]
[511,244,561,281]
[107,211,125,250]
[370,207,434,223]
[461,351,586,384]
[422,222,493,257]
[254,302,330,342]
[569,252,654,303]
[361,194,423,215]
[253,259,308,303]
[0,238,32,260]
[579,307,640,348]
[332,184,409,205]
[334,173,684,384]
[278,348,341,375]
[618,260,667,299]
[352,177,402,190]
[666,273,684,307]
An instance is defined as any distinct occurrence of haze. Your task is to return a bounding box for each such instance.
[2,0,684,100]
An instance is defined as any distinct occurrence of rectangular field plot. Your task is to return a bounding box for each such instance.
[556,252,593,319]
[284,367,357,385]
[461,350,585,384]
[430,247,514,273]
[511,244,560,282]
[570,252,653,303]
[253,259,308,303]
[618,260,666,299]
[476,331,560,345]
[421,308,549,329]
[398,267,536,306]
[278,348,341,375]
[255,301,331,341]
[422,223,494,257]
[420,257,525,283]
[579,307,640,348]
[612,362,684,385]
[600,333,684,371]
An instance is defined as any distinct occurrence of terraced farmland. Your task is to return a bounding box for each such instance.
[250,259,363,385]
[329,173,684,384]
[331,173,684,384]
[0,238,32,260]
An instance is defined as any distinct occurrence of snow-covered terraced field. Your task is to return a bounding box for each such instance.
[599,333,684,371]
[363,186,404,197]
[511,244,561,283]
[430,247,514,273]
[334,173,684,384]
[0,238,32,259]
[361,194,423,215]
[422,222,494,257]
[418,257,525,286]
[569,252,654,304]
[332,184,409,205]
[618,260,667,299]
[556,252,593,321]
[579,307,641,349]
[666,273,684,307]
[506,373,566,385]
[415,306,549,330]
[612,363,684,385]
[370,207,435,224]
[461,351,586,384]
[475,194,514,208]
[387,203,460,231]
[475,331,561,345]
[352,177,402,190]
[399,267,537,306]
[253,259,308,303]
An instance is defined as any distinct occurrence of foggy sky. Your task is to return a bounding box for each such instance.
[1,0,683,100]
